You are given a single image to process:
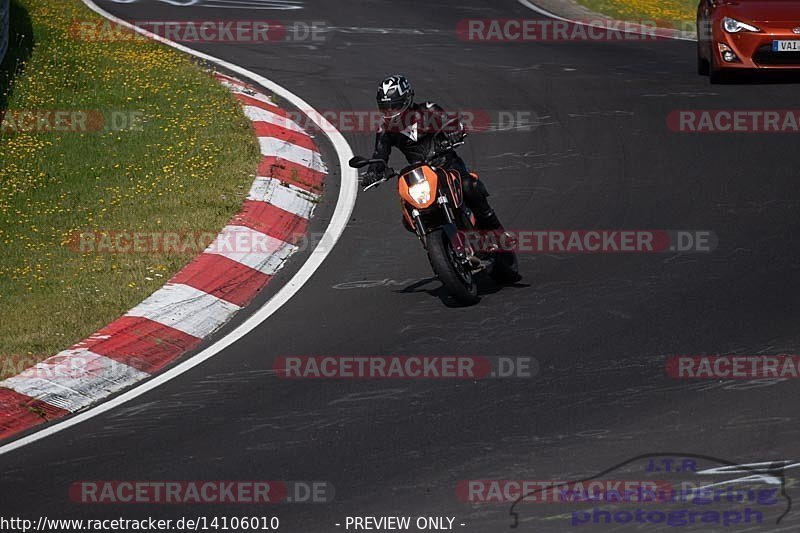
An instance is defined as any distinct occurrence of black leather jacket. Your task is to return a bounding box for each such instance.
[367,102,467,176]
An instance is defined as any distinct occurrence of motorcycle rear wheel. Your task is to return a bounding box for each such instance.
[490,250,521,284]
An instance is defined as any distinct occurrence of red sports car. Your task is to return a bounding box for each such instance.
[697,0,800,82]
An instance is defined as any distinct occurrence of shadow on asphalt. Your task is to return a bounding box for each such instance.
[714,70,800,85]
[396,276,530,308]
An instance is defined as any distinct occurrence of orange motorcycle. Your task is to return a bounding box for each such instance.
[349,128,518,305]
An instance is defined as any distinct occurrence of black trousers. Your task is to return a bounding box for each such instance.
[443,154,500,229]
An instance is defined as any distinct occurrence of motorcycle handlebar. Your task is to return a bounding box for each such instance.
[355,138,466,191]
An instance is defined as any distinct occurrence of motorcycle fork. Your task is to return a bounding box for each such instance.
[437,195,473,260]
[411,209,426,244]
[413,195,473,262]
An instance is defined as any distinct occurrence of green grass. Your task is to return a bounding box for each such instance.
[576,0,697,27]
[0,0,260,376]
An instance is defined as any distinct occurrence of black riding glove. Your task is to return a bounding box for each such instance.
[362,164,385,187]
[444,121,467,147]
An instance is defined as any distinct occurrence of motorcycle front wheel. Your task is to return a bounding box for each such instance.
[426,229,479,305]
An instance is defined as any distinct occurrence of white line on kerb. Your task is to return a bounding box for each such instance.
[0,0,358,457]
[516,0,697,42]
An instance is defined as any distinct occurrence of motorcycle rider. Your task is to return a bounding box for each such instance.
[363,75,508,235]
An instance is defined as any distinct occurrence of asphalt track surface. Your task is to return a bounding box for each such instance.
[3,1,800,532]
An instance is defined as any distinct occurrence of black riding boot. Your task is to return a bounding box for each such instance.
[461,175,521,283]
[474,206,503,231]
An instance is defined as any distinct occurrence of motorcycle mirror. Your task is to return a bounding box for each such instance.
[349,156,370,169]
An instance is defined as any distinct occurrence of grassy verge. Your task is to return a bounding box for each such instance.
[0,0,260,376]
[575,0,697,26]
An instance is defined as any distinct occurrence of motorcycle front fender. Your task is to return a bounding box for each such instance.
[439,223,469,257]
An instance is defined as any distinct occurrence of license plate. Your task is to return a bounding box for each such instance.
[773,40,800,52]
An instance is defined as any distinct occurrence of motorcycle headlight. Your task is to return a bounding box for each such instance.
[722,16,760,33]
[408,181,431,205]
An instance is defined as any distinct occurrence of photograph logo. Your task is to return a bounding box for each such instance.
[507,454,795,529]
